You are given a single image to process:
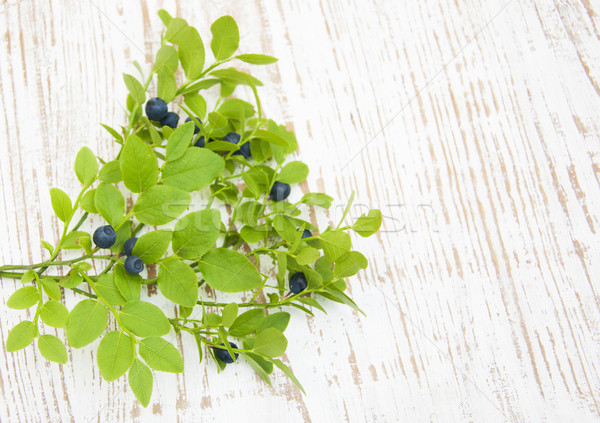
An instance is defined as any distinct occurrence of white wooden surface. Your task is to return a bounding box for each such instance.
[1,0,600,421]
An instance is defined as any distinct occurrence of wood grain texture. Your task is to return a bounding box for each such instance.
[1,0,600,421]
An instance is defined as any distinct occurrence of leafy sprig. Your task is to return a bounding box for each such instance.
[0,10,382,407]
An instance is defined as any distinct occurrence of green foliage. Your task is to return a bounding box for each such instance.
[0,10,382,407]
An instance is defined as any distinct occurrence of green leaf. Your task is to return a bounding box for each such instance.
[154,45,179,73]
[61,230,90,249]
[74,146,98,186]
[157,257,198,308]
[338,190,355,227]
[94,182,124,227]
[114,264,142,302]
[132,230,172,264]
[277,161,309,184]
[210,68,263,87]
[178,26,205,80]
[97,331,135,381]
[80,189,98,213]
[133,185,191,225]
[234,54,278,65]
[301,193,333,209]
[319,288,365,316]
[40,300,69,328]
[207,111,228,128]
[37,334,67,364]
[128,359,153,407]
[276,252,287,291]
[295,246,320,266]
[95,274,127,306]
[120,300,171,338]
[158,9,173,26]
[120,135,159,193]
[66,299,108,348]
[139,337,184,373]
[40,277,61,301]
[239,225,268,244]
[272,359,306,394]
[172,209,221,259]
[352,209,382,237]
[210,15,239,60]
[315,256,334,282]
[157,69,177,103]
[100,123,124,143]
[272,214,300,244]
[41,240,54,255]
[229,309,265,337]
[241,353,272,385]
[162,148,225,192]
[252,328,288,357]
[6,321,37,352]
[319,231,351,261]
[98,160,122,183]
[258,312,290,332]
[183,93,207,119]
[166,122,195,161]
[111,220,132,254]
[50,188,72,222]
[251,129,289,147]
[296,297,327,314]
[334,251,368,278]
[218,98,254,121]
[221,303,238,328]
[60,271,83,289]
[20,270,36,283]
[123,73,146,104]
[198,248,262,293]
[7,286,39,310]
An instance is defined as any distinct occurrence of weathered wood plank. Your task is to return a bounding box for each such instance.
[1,0,600,421]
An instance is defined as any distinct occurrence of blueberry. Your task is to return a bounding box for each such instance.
[215,342,239,364]
[270,182,291,201]
[124,255,144,275]
[289,272,308,294]
[145,97,168,121]
[185,117,202,134]
[223,132,251,159]
[301,229,312,239]
[223,132,241,144]
[123,237,138,256]
[160,112,179,129]
[93,225,116,249]
[194,136,205,148]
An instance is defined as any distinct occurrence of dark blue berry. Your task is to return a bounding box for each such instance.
[270,182,291,201]
[215,342,239,364]
[93,225,116,249]
[301,229,312,239]
[160,112,179,129]
[123,237,138,256]
[145,97,168,121]
[185,117,202,134]
[194,136,205,148]
[289,272,308,294]
[223,132,251,159]
[124,255,144,275]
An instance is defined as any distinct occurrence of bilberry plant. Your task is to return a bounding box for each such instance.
[0,11,381,407]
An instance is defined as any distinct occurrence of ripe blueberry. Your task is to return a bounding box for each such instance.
[270,182,291,201]
[194,136,206,148]
[215,342,239,364]
[185,117,202,134]
[160,112,179,129]
[93,225,116,249]
[145,97,168,121]
[124,255,144,275]
[301,229,312,239]
[123,237,138,256]
[224,132,251,159]
[289,272,308,294]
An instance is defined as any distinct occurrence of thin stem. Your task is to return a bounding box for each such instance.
[0,254,113,271]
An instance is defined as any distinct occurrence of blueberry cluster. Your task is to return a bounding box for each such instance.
[145,97,179,129]
[92,226,142,275]
[121,237,143,275]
